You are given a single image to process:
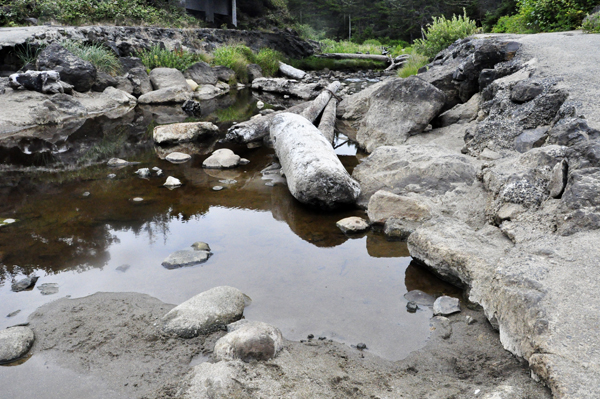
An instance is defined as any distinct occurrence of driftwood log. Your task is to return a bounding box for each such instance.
[300,81,340,123]
[317,98,337,144]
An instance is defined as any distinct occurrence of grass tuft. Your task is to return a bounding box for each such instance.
[137,46,211,72]
[61,41,121,75]
[397,51,429,78]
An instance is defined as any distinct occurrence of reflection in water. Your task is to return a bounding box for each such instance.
[0,90,461,361]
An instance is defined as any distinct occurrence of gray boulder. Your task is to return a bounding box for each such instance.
[514,127,549,153]
[214,321,284,362]
[270,113,361,209]
[165,152,192,164]
[510,79,543,103]
[213,65,236,83]
[546,118,600,147]
[355,76,446,152]
[184,61,217,85]
[548,159,568,198]
[126,67,152,97]
[367,190,431,224]
[149,67,190,90]
[433,296,461,316]
[247,63,263,82]
[11,276,39,292]
[557,167,600,235]
[433,93,480,128]
[161,286,248,338]
[9,70,64,94]
[0,326,35,363]
[251,78,320,100]
[119,56,145,72]
[115,75,134,95]
[92,71,118,92]
[138,86,192,104]
[36,43,97,92]
[153,121,219,145]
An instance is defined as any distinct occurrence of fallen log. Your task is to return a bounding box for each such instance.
[314,53,390,63]
[226,101,311,143]
[270,113,360,209]
[279,61,306,80]
[384,54,410,72]
[300,81,340,123]
[317,98,337,144]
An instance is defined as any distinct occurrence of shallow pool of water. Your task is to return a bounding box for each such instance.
[0,90,460,361]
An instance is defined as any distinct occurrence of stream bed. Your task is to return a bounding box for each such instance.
[0,87,461,363]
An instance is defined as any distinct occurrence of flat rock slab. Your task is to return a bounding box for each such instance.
[214,321,284,362]
[404,290,436,307]
[433,296,461,316]
[161,286,248,338]
[37,283,59,295]
[153,121,218,145]
[336,216,369,233]
[165,152,192,164]
[161,250,211,269]
[0,326,34,363]
[202,149,240,169]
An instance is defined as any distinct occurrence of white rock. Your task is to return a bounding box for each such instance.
[214,321,284,362]
[165,152,192,164]
[202,149,241,169]
[256,100,265,109]
[186,79,199,91]
[163,176,182,187]
[161,286,248,337]
[336,216,369,233]
[153,121,219,144]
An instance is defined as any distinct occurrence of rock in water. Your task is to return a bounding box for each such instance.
[191,242,211,251]
[161,286,248,338]
[433,296,461,316]
[165,152,192,164]
[336,217,369,233]
[0,326,35,363]
[153,122,219,145]
[182,100,202,116]
[214,321,284,362]
[37,283,59,295]
[270,113,361,209]
[11,276,39,292]
[107,158,129,167]
[161,250,211,269]
[404,290,436,307]
[163,176,182,187]
[202,149,241,169]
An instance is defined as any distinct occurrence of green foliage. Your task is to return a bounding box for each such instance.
[483,0,518,31]
[293,23,327,40]
[211,44,282,83]
[0,0,199,27]
[137,46,210,72]
[413,10,478,58]
[319,39,384,55]
[289,56,386,71]
[14,43,45,68]
[61,41,121,75]
[582,11,600,32]
[397,51,429,78]
[493,0,597,32]
[255,48,283,77]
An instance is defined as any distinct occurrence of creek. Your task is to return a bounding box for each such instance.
[0,86,460,362]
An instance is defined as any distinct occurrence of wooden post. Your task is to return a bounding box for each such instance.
[232,0,237,27]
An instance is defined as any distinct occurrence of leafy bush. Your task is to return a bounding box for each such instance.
[293,23,326,41]
[397,51,430,78]
[413,10,478,59]
[0,0,199,27]
[138,46,210,72]
[61,41,121,75]
[483,0,518,31]
[582,10,600,32]
[255,48,283,76]
[492,13,535,33]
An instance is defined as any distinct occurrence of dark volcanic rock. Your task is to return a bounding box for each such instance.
[119,56,145,72]
[511,79,544,103]
[92,71,118,92]
[184,61,217,85]
[126,67,152,97]
[247,63,263,82]
[547,118,600,147]
[213,65,236,83]
[9,70,63,94]
[36,43,97,92]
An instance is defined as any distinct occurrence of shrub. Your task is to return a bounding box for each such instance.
[319,39,384,55]
[61,41,121,75]
[397,51,430,78]
[413,10,478,59]
[137,46,210,72]
[582,10,600,32]
[492,13,535,33]
[255,48,283,76]
[212,44,254,83]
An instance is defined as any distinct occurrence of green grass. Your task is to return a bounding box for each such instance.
[14,43,45,68]
[255,48,283,76]
[61,41,121,75]
[211,44,283,83]
[289,57,386,71]
[137,46,211,72]
[319,39,384,55]
[397,51,429,78]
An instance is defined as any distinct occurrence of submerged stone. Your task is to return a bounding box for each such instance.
[161,250,211,269]
[404,290,436,307]
[11,276,39,292]
[37,283,59,295]
[165,152,192,164]
[336,216,369,233]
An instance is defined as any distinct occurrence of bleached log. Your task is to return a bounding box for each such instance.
[317,98,337,144]
[315,53,390,63]
[226,101,311,143]
[300,81,340,123]
[279,61,306,80]
[270,113,360,209]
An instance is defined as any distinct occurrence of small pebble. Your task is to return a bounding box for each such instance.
[212,186,224,191]
[132,197,144,202]
[307,334,314,339]
[107,174,116,179]
[256,100,264,109]
[356,343,367,350]
[239,158,250,165]
[406,301,418,313]
[7,310,21,318]
[318,336,326,341]
[82,192,90,197]
[466,315,477,325]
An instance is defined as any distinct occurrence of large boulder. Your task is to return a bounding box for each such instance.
[92,71,118,92]
[353,76,446,152]
[36,43,97,92]
[138,86,192,104]
[161,286,248,338]
[153,121,219,145]
[149,67,191,91]
[246,63,263,82]
[0,326,35,363]
[213,65,236,83]
[126,67,153,97]
[270,113,361,209]
[184,61,217,85]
